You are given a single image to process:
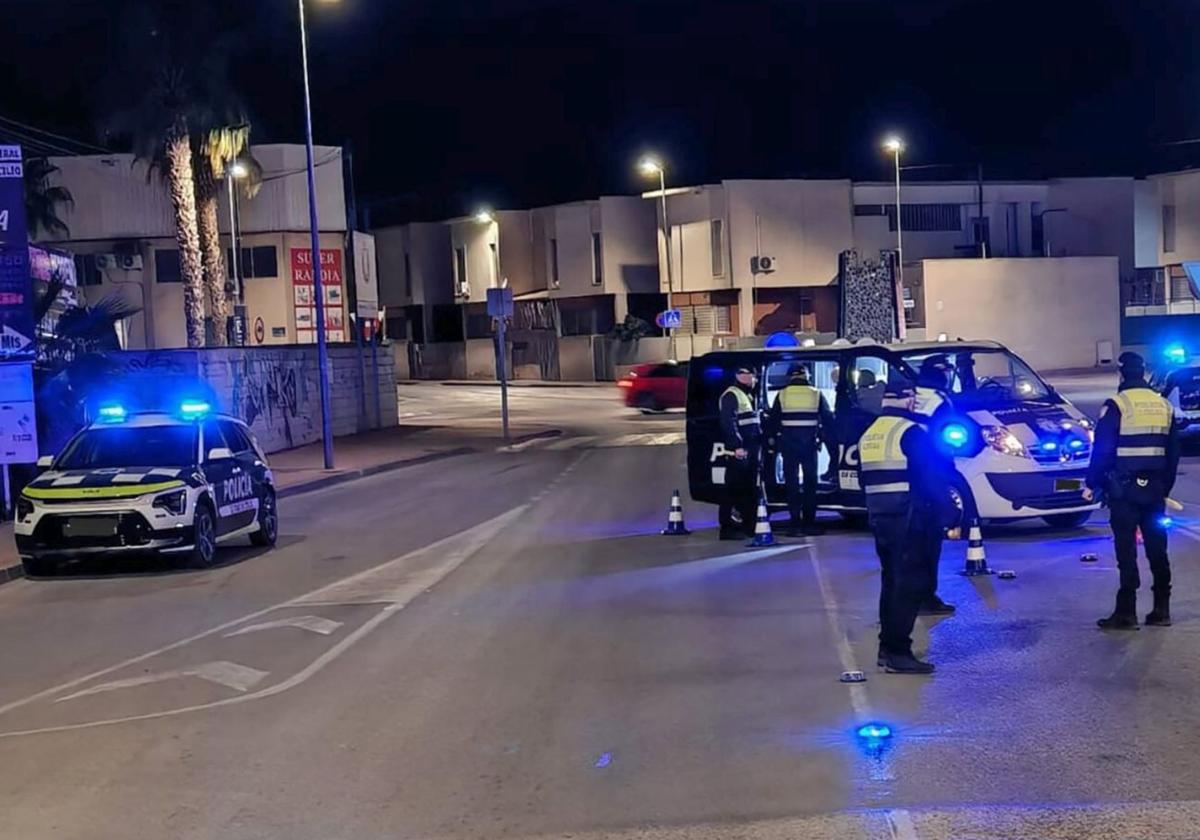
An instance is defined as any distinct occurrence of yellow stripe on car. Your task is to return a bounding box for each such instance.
[22,480,185,501]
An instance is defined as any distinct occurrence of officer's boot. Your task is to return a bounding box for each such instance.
[1097,589,1139,630]
[883,650,935,675]
[1146,587,1172,627]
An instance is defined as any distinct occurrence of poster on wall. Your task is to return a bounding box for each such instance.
[0,146,34,361]
[290,247,345,345]
[352,232,379,320]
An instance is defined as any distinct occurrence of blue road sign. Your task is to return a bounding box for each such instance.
[656,309,682,330]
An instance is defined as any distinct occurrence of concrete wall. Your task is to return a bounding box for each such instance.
[392,340,412,381]
[109,345,396,454]
[558,336,598,381]
[659,185,731,294]
[448,217,498,303]
[921,257,1120,370]
[1145,170,1200,266]
[1134,179,1162,269]
[465,338,497,380]
[598,196,659,301]
[1045,178,1136,282]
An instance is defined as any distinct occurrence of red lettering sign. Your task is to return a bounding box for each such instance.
[290,248,343,286]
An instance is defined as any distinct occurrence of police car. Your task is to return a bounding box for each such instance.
[15,402,278,575]
[686,339,1100,528]
[1150,342,1200,439]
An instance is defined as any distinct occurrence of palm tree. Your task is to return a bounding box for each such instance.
[101,2,239,348]
[23,157,74,241]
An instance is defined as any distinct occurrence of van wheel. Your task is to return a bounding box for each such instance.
[1043,511,1092,529]
[838,511,868,528]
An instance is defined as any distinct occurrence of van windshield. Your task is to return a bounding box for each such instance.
[899,347,1053,406]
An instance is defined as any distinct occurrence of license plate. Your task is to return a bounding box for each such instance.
[1055,479,1082,493]
[66,517,118,538]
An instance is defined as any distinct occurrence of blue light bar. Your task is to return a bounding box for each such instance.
[179,401,211,417]
[1069,439,1085,450]
[1165,343,1187,364]
[765,331,800,348]
[942,424,968,447]
[97,404,127,422]
[856,723,892,740]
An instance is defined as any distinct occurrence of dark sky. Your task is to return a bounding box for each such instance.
[3,0,1199,223]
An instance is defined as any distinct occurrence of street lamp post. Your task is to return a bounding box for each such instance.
[639,157,676,360]
[297,0,335,469]
[226,161,248,321]
[882,136,906,341]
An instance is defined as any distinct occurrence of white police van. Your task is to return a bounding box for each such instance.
[686,339,1099,527]
[14,402,278,575]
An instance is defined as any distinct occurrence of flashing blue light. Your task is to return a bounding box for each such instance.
[1159,516,1174,529]
[594,752,613,768]
[942,424,969,447]
[856,723,893,740]
[97,404,127,422]
[1069,439,1085,450]
[179,400,211,417]
[1165,343,1187,364]
[764,331,800,348]
[1042,441,1059,452]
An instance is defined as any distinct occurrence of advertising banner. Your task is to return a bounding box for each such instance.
[0,146,34,360]
[290,247,346,344]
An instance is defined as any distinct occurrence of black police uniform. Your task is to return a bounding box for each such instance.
[1088,355,1180,629]
[859,403,958,673]
[718,382,761,539]
[765,373,834,533]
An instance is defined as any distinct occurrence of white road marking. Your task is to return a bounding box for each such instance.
[0,505,527,734]
[887,809,920,840]
[223,615,343,637]
[805,539,873,720]
[55,661,269,703]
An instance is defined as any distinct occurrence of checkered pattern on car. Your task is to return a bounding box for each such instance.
[41,468,185,488]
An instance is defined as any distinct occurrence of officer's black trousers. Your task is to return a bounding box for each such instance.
[719,449,759,534]
[916,521,945,603]
[1109,496,1171,606]
[870,511,927,655]
[781,442,818,527]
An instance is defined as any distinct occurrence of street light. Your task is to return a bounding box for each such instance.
[474,209,494,225]
[226,160,249,335]
[881,135,906,340]
[297,0,335,470]
[638,155,676,359]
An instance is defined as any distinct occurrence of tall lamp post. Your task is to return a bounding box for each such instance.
[298,0,335,469]
[639,156,676,360]
[227,160,248,341]
[882,136,906,340]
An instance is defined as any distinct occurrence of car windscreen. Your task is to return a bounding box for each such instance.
[899,347,1052,406]
[55,425,198,470]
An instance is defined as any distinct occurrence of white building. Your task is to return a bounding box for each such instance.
[44,144,349,349]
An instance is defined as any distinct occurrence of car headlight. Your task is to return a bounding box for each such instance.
[16,496,34,522]
[152,489,187,516]
[981,425,1027,458]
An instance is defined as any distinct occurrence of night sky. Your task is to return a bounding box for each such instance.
[2,0,1199,223]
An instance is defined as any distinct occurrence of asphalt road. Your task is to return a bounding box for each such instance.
[5,378,1200,838]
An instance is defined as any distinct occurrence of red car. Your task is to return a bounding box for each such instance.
[617,361,689,412]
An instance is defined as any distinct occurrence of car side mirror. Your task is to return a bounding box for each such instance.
[206,447,235,463]
[36,455,53,473]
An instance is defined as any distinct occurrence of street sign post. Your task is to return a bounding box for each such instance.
[487,288,514,442]
[655,308,683,330]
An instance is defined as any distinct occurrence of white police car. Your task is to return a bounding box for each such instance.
[15,402,278,575]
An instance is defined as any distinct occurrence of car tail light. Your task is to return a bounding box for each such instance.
[617,380,633,388]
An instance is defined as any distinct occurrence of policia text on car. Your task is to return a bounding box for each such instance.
[859,381,959,674]
[1085,352,1180,630]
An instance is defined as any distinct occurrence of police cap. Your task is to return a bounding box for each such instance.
[1118,351,1145,378]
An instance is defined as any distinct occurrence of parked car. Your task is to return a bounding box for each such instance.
[617,361,689,412]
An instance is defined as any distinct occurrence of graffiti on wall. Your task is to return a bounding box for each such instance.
[228,355,314,450]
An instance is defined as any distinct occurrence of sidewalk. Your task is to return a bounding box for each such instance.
[0,422,559,584]
[400,380,611,389]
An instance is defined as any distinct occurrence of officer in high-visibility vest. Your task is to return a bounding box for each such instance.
[859,380,958,674]
[913,354,958,617]
[1085,351,1180,629]
[765,364,834,535]
[717,365,762,540]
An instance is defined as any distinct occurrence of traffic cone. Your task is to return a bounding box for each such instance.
[747,490,776,547]
[961,517,993,576]
[661,489,691,536]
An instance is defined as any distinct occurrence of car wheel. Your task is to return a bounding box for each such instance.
[20,556,56,577]
[250,489,278,548]
[187,503,218,569]
[636,392,664,414]
[1043,511,1092,529]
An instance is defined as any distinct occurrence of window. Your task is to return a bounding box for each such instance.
[228,246,279,279]
[58,425,197,470]
[886,203,962,232]
[854,204,887,216]
[550,238,560,287]
[1164,205,1177,254]
[489,242,499,286]
[219,420,254,454]
[404,252,412,298]
[154,249,182,283]
[454,246,468,293]
[202,420,231,458]
[710,219,723,276]
[591,232,603,285]
[74,253,103,286]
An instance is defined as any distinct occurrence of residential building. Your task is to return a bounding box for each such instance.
[374,221,453,343]
[43,144,349,349]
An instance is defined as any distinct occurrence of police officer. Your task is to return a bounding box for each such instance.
[913,354,958,617]
[1085,351,1180,629]
[765,364,834,535]
[859,381,958,674]
[718,366,762,540]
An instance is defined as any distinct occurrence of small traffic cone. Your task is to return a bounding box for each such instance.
[661,489,691,536]
[961,517,993,576]
[747,490,776,547]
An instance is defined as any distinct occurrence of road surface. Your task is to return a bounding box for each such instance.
[4,378,1200,838]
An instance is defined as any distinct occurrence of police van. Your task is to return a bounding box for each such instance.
[14,403,278,575]
[686,339,1099,527]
